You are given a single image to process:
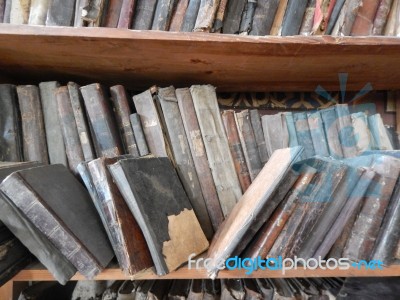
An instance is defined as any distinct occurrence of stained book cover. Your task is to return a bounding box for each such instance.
[169,0,189,31]
[109,157,209,275]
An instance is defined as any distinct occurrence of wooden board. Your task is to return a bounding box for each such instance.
[0,25,400,91]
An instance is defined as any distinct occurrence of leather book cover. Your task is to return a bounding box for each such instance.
[46,0,76,26]
[293,112,315,159]
[0,84,22,162]
[74,0,89,26]
[129,113,149,156]
[336,104,358,158]
[109,157,209,275]
[188,280,204,300]
[270,0,289,35]
[281,0,308,35]
[334,0,363,36]
[168,279,191,299]
[87,157,153,275]
[156,86,214,239]
[307,111,330,157]
[169,0,189,31]
[325,0,345,34]
[235,110,263,181]
[212,0,228,32]
[176,88,224,231]
[285,112,299,147]
[190,85,242,217]
[103,0,123,27]
[117,0,135,28]
[262,113,290,159]
[0,164,114,279]
[39,81,68,166]
[56,86,85,176]
[250,0,279,35]
[16,85,49,164]
[249,109,269,164]
[110,85,140,157]
[222,0,246,34]
[239,0,257,35]
[206,147,303,279]
[151,0,175,30]
[220,279,245,300]
[181,0,201,31]
[372,0,394,35]
[320,106,344,158]
[68,82,96,161]
[312,0,335,35]
[299,0,316,35]
[28,0,50,25]
[194,0,221,32]
[351,112,374,154]
[80,83,124,158]
[222,110,252,192]
[368,113,394,150]
[351,0,380,35]
[132,0,157,29]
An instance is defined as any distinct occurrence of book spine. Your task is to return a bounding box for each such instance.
[372,0,394,35]
[320,107,344,158]
[212,0,228,32]
[261,113,290,157]
[56,86,85,176]
[368,114,394,150]
[67,82,96,161]
[132,0,157,29]
[9,0,24,24]
[0,0,4,22]
[3,0,10,23]
[117,0,135,28]
[249,110,269,164]
[190,85,242,217]
[194,0,221,32]
[74,0,89,26]
[250,0,280,35]
[17,85,49,164]
[0,173,102,279]
[0,84,23,162]
[221,110,252,192]
[383,0,399,35]
[293,112,315,159]
[284,112,299,147]
[312,0,334,35]
[221,0,246,33]
[325,0,345,34]
[176,88,224,230]
[307,111,330,157]
[104,0,123,27]
[129,113,149,156]
[239,0,257,35]
[80,83,124,158]
[181,0,201,31]
[39,81,68,166]
[299,0,316,35]
[351,0,381,35]
[270,0,289,35]
[157,86,214,239]
[151,0,175,30]
[169,0,189,31]
[46,0,76,26]
[110,85,140,157]
[235,110,263,181]
[351,112,373,154]
[338,0,363,36]
[28,0,50,25]
[281,0,308,36]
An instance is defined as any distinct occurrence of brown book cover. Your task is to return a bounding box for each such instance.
[28,0,51,25]
[212,0,228,32]
[117,0,135,28]
[262,112,290,158]
[270,0,289,35]
[104,0,123,27]
[372,0,394,35]
[351,0,380,35]
[169,0,189,31]
[194,0,221,32]
[16,85,49,164]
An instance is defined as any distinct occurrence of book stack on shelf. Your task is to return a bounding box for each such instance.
[1,0,399,36]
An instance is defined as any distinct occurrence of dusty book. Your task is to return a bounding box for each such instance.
[129,113,149,156]
[307,111,329,157]
[351,112,374,154]
[281,0,308,35]
[293,112,315,159]
[299,0,316,35]
[368,113,393,150]
[181,0,201,31]
[320,106,343,158]
[169,0,189,31]
[117,0,135,28]
[351,0,380,35]
[250,0,280,35]
[262,112,289,158]
[212,0,228,32]
[222,0,246,34]
[270,0,289,35]
[239,0,257,35]
[46,0,76,26]
[103,0,123,27]
[28,0,50,25]
[249,109,269,164]
[194,0,221,32]
[132,0,157,29]
[151,0,175,30]
[325,0,346,34]
[372,0,394,35]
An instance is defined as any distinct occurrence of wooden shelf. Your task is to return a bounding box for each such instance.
[10,264,400,281]
[1,24,400,91]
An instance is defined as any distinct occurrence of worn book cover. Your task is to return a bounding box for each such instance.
[81,0,107,27]
[74,0,89,26]
[239,0,257,35]
[368,113,394,150]
[325,0,345,34]
[351,0,380,35]
[222,0,246,34]
[250,0,279,35]
[28,0,50,25]
[118,0,135,28]
[249,110,269,164]
[320,106,343,158]
[46,0,76,26]
[212,0,228,32]
[299,0,316,35]
[336,104,358,157]
[281,0,308,35]
[181,0,201,31]
[132,0,157,29]
[293,112,315,159]
[169,0,189,31]
[262,113,290,159]
[307,111,330,157]
[194,0,221,32]
[372,0,394,35]
[351,112,374,154]
[270,0,289,35]
[129,113,149,156]
[151,0,175,30]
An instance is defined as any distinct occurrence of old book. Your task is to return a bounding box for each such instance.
[168,279,191,299]
[281,0,308,35]
[2,0,10,23]
[206,147,303,279]
[0,84,22,162]
[129,113,149,156]
[270,279,297,299]
[221,279,245,300]
[117,0,135,28]
[320,106,344,158]
[0,0,4,22]
[285,112,299,147]
[311,0,333,34]
[222,110,252,192]
[262,113,289,158]
[249,110,269,164]
[81,83,124,158]
[239,0,257,35]
[169,0,189,31]
[148,280,171,300]
[103,0,123,27]
[176,88,224,231]
[212,0,228,32]
[307,111,329,157]
[270,0,289,34]
[132,89,169,157]
[351,112,374,154]
[28,0,50,24]
[256,279,274,299]
[372,0,394,35]
[368,113,393,150]
[10,0,30,24]
[203,279,221,300]
[188,280,203,300]
[56,86,85,175]
[0,164,114,279]
[151,0,175,30]
[82,0,107,27]
[109,157,209,275]
[181,0,201,31]
[222,0,246,33]
[385,125,399,149]
[17,85,49,164]
[46,0,76,26]
[132,0,157,29]
[334,0,363,36]
[194,0,221,32]
[156,86,213,239]
[325,0,345,34]
[351,0,380,35]
[68,82,96,161]
[299,0,316,35]
[74,0,89,26]
[242,279,262,300]
[39,81,67,166]
[293,112,315,159]
[110,85,139,156]
[250,0,279,35]
[236,110,263,181]
[336,104,358,157]
[191,85,242,217]
[87,157,153,275]
[384,0,399,35]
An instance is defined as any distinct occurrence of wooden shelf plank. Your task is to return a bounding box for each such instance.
[0,24,400,91]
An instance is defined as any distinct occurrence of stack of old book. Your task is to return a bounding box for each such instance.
[1,0,399,36]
